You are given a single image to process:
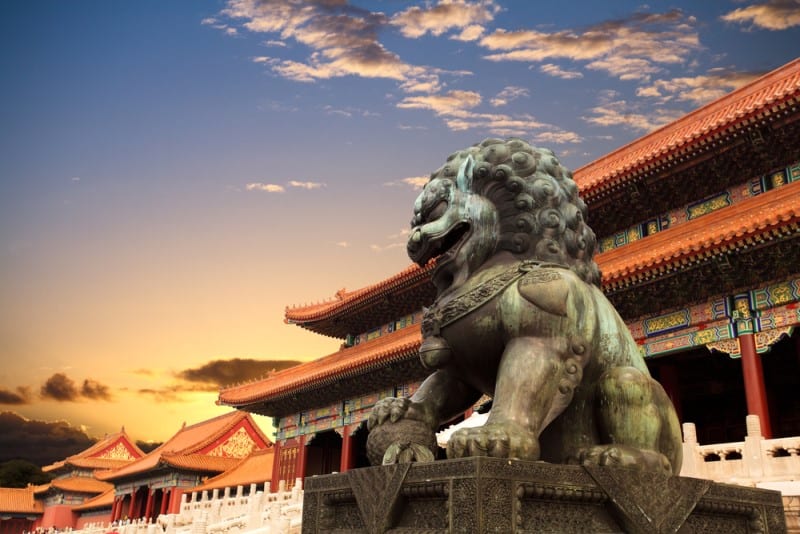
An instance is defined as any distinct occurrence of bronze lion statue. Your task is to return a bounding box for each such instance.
[367,138,682,475]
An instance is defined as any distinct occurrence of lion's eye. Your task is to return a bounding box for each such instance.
[426,200,448,221]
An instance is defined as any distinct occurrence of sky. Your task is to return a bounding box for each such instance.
[1,0,799,455]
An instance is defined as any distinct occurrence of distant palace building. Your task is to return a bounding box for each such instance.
[218,58,800,490]
[0,412,273,532]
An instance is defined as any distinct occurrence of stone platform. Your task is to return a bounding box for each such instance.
[302,457,786,533]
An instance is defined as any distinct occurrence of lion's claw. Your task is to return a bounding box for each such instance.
[446,422,539,461]
[572,445,673,475]
[368,397,410,430]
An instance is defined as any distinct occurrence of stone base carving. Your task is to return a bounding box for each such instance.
[302,457,787,533]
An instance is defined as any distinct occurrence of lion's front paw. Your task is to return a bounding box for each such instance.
[572,445,672,475]
[446,422,540,461]
[367,397,411,430]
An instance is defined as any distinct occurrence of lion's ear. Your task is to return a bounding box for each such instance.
[517,270,569,317]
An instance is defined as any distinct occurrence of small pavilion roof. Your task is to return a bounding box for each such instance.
[98,411,271,481]
[0,487,44,515]
[573,58,800,199]
[218,323,421,408]
[191,448,275,493]
[33,477,112,496]
[72,488,114,512]
[42,428,145,473]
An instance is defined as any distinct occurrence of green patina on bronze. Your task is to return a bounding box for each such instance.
[367,138,682,475]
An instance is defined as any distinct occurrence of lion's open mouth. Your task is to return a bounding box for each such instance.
[408,221,470,267]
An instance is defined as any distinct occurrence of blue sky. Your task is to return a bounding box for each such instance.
[1,0,799,443]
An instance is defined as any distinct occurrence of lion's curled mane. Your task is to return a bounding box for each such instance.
[422,137,601,286]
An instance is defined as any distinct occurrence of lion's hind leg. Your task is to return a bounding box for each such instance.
[576,366,680,475]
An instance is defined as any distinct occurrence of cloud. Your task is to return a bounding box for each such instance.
[40,373,79,401]
[39,373,113,402]
[288,180,325,190]
[451,24,486,41]
[335,241,350,248]
[402,176,430,190]
[391,0,500,39]
[0,412,97,466]
[636,68,762,105]
[721,0,800,30]
[539,63,583,80]
[177,358,303,388]
[479,9,700,82]
[264,39,286,47]
[246,182,285,193]
[583,98,685,133]
[0,387,32,405]
[219,0,474,95]
[81,379,112,401]
[397,89,482,114]
[490,85,529,107]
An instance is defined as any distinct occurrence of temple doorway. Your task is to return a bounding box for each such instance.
[648,348,747,444]
[305,430,342,476]
[761,330,800,438]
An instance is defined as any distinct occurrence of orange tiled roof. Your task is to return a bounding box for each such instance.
[191,448,274,493]
[573,58,800,197]
[160,453,241,472]
[598,180,800,288]
[285,262,434,323]
[99,411,270,481]
[42,429,145,473]
[0,487,43,515]
[219,323,422,406]
[43,477,113,495]
[72,488,114,512]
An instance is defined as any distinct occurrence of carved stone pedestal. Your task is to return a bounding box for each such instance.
[302,457,786,533]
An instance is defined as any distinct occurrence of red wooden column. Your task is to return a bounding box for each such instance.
[271,441,282,492]
[739,331,773,438]
[169,488,184,515]
[144,488,154,521]
[110,497,119,522]
[127,489,137,519]
[340,426,356,473]
[159,489,170,515]
[297,435,309,483]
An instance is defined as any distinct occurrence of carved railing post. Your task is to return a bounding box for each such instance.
[744,414,765,479]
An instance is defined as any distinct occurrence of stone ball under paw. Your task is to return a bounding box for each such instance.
[366,418,437,466]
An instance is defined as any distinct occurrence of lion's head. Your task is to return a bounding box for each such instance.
[407,138,600,293]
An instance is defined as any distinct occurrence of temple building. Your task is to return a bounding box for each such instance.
[0,411,273,531]
[218,58,800,489]
[0,487,42,534]
[0,428,144,531]
[97,411,272,524]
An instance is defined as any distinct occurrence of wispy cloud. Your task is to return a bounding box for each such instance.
[398,89,482,114]
[490,85,529,107]
[636,68,761,105]
[721,0,800,31]
[334,241,350,248]
[391,0,500,39]
[539,63,583,79]
[201,16,238,36]
[221,0,448,93]
[264,39,286,47]
[583,91,685,132]
[479,9,700,82]
[246,182,285,193]
[288,180,326,190]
